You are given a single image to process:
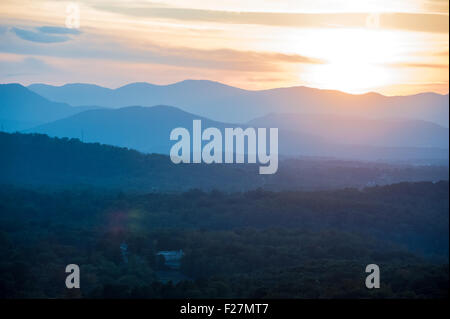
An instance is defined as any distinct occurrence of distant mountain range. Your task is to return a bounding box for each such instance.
[29,105,234,154]
[0,83,98,132]
[28,80,449,126]
[29,104,448,162]
[1,82,448,163]
[249,113,449,149]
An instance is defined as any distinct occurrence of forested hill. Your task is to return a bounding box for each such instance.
[0,132,448,192]
[0,132,262,192]
[0,182,448,298]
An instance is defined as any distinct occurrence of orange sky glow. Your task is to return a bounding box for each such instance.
[0,0,448,95]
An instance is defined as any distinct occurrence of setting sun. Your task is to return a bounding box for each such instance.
[307,62,390,94]
[294,28,400,93]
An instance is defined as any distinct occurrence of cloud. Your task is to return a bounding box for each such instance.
[11,27,70,43]
[0,29,322,72]
[11,26,81,43]
[37,26,82,35]
[93,4,449,33]
[388,62,449,69]
[424,0,450,13]
[435,50,449,56]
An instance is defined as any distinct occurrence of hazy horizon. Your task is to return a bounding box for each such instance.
[1,79,448,97]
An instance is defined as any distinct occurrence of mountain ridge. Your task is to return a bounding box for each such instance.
[0,83,99,131]
[27,79,449,97]
[27,80,450,126]
[28,104,449,163]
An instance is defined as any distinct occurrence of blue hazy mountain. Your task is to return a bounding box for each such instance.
[28,104,449,163]
[0,83,98,131]
[249,113,449,149]
[28,105,235,154]
[28,80,449,126]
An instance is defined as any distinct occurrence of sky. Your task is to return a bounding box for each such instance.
[0,0,448,95]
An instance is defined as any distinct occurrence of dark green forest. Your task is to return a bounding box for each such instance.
[0,132,448,298]
[1,132,448,192]
[0,181,448,298]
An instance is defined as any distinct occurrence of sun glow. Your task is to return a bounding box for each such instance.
[293,28,407,93]
[307,62,390,94]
